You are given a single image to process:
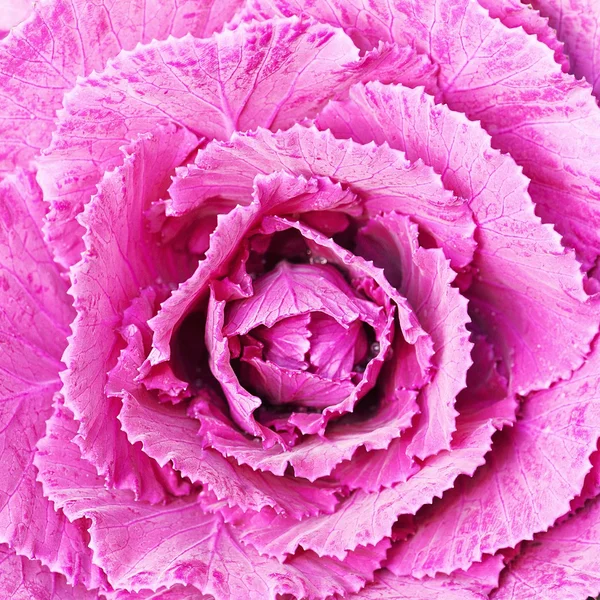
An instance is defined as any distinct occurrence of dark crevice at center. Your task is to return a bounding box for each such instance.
[260,229,311,272]
[171,310,220,394]
[332,218,360,252]
[337,385,380,424]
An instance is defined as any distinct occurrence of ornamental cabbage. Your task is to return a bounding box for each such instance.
[1,1,600,599]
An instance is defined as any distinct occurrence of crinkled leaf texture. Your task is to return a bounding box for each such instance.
[533,0,600,97]
[0,544,100,600]
[492,496,600,600]
[2,2,600,599]
[238,392,516,561]
[316,81,596,396]
[38,15,429,267]
[0,169,104,589]
[245,0,600,275]
[62,125,199,500]
[0,0,243,171]
[349,554,504,599]
[115,310,340,519]
[36,399,387,600]
[389,340,600,577]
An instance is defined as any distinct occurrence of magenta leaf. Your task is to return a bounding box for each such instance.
[0,0,241,173]
[170,125,475,269]
[0,544,101,600]
[61,125,198,500]
[238,394,515,560]
[317,82,597,396]
[493,496,600,600]
[36,401,386,600]
[389,341,600,577]
[0,170,103,589]
[37,16,417,267]
[532,0,600,96]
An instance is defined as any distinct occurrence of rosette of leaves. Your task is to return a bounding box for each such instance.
[1,1,600,599]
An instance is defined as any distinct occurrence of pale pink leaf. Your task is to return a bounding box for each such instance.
[35,401,387,600]
[344,568,488,600]
[38,16,420,267]
[317,82,597,396]
[61,125,199,500]
[532,0,600,96]
[390,341,600,577]
[0,170,103,589]
[477,0,569,69]
[493,497,600,600]
[0,0,241,172]
[238,397,515,559]
[170,125,475,270]
[248,0,600,273]
[0,544,101,600]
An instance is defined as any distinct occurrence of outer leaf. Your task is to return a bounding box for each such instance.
[0,0,240,172]
[571,447,600,512]
[38,16,423,267]
[61,125,199,499]
[477,0,568,69]
[317,82,598,396]
[389,341,600,577]
[448,554,507,595]
[432,0,600,272]
[36,402,387,600]
[170,125,475,270]
[0,544,100,600]
[350,554,504,599]
[532,0,600,96]
[0,170,102,588]
[246,0,600,273]
[493,496,600,599]
[344,568,488,600]
[102,587,208,600]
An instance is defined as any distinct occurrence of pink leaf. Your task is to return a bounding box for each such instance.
[493,496,600,600]
[238,395,515,560]
[0,544,101,600]
[317,82,598,396]
[357,213,471,460]
[0,0,241,172]
[116,326,339,519]
[61,125,198,500]
[35,401,387,600]
[37,16,416,267]
[170,125,475,270]
[532,0,600,96]
[0,170,103,589]
[390,340,600,577]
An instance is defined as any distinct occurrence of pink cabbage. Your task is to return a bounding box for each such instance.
[1,1,600,599]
